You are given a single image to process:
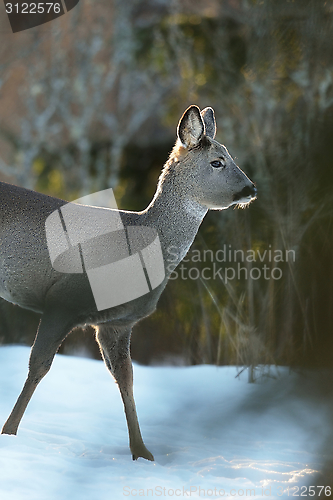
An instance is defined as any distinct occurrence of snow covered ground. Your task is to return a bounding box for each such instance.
[0,346,333,500]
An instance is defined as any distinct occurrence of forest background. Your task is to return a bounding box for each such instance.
[0,0,332,373]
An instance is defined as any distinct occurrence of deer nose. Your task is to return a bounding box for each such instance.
[250,184,257,198]
[233,184,257,202]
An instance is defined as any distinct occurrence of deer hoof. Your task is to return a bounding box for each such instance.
[1,423,18,435]
[132,446,154,461]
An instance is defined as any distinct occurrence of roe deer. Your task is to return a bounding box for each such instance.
[0,105,256,461]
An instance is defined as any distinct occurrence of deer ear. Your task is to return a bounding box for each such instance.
[177,105,205,148]
[201,107,216,139]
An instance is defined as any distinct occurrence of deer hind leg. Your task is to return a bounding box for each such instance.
[1,311,73,436]
[96,323,154,461]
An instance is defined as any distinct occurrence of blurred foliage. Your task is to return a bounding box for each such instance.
[0,0,332,370]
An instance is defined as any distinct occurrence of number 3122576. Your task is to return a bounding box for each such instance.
[5,3,61,14]
[277,486,331,496]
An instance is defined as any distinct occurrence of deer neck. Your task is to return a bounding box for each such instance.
[141,165,208,272]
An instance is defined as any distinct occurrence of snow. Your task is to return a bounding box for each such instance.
[0,346,332,500]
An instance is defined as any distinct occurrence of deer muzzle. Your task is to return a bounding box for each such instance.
[233,184,257,203]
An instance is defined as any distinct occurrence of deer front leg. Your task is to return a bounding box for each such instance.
[96,324,154,461]
[116,355,154,461]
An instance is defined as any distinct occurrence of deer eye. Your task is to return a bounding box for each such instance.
[210,158,226,168]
